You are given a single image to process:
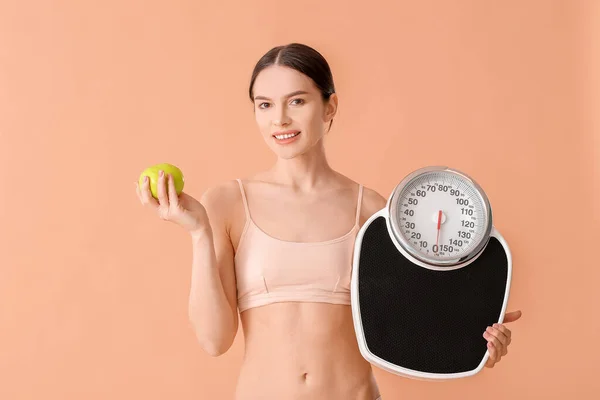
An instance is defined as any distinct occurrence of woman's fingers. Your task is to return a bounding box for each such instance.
[156,170,169,207]
[493,323,512,345]
[167,173,179,208]
[484,326,509,347]
[139,176,158,207]
[486,342,497,366]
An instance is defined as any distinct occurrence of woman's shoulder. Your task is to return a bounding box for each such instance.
[196,178,254,239]
[334,173,388,223]
[336,173,387,209]
[200,179,244,205]
[198,179,246,225]
[358,184,387,221]
[361,185,387,208]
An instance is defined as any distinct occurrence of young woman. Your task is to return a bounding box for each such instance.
[135,43,521,400]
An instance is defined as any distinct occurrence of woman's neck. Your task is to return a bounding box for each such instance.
[269,140,337,192]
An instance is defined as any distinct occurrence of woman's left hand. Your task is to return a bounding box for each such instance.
[483,310,522,368]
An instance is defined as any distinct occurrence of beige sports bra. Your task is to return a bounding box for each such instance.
[233,179,363,313]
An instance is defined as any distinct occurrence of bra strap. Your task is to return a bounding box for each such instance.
[236,179,251,218]
[355,184,364,225]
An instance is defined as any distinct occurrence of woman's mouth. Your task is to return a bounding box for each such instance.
[273,130,301,144]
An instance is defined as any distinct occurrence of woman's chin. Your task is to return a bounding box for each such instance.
[269,140,305,159]
[274,148,304,160]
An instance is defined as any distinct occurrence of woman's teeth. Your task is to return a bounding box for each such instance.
[275,132,299,140]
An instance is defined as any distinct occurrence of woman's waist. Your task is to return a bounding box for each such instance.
[242,333,370,372]
[235,354,378,400]
[238,302,373,384]
[240,302,359,350]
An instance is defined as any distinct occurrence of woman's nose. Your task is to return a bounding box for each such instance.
[272,107,291,126]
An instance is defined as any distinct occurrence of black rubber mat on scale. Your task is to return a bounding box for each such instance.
[356,216,508,374]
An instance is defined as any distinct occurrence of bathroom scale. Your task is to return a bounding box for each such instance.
[351,166,512,380]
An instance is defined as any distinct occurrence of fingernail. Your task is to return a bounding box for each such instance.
[144,176,148,182]
[159,170,164,177]
[493,323,499,328]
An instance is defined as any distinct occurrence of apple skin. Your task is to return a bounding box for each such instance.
[138,163,184,199]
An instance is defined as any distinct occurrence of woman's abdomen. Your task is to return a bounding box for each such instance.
[234,302,380,400]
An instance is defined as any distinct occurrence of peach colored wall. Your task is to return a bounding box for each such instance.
[1,1,598,399]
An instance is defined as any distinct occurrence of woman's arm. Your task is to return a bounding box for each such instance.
[188,183,239,357]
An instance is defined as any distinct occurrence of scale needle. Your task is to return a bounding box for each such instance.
[436,210,442,250]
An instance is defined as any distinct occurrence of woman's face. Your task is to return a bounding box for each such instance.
[251,65,337,159]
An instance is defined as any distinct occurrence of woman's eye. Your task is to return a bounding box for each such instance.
[290,98,304,105]
[258,102,270,109]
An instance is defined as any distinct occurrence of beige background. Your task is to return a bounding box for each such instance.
[1,1,598,399]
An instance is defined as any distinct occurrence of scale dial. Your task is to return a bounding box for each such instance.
[388,166,493,266]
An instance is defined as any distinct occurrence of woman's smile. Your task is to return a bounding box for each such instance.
[273,130,301,144]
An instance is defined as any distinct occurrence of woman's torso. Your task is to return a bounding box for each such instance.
[229,175,381,400]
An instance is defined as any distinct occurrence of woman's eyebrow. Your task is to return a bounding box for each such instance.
[254,90,309,101]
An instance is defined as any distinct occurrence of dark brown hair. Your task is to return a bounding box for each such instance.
[248,43,336,131]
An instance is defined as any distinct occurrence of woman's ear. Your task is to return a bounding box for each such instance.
[324,93,338,123]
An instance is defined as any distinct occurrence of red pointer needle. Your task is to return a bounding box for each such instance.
[435,210,442,250]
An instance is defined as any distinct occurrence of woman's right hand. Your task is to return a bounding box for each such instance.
[135,170,209,235]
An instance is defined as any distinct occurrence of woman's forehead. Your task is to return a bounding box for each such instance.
[253,66,317,98]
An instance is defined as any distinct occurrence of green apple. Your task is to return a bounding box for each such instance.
[138,163,185,199]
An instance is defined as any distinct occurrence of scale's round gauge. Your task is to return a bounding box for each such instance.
[388,166,493,267]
